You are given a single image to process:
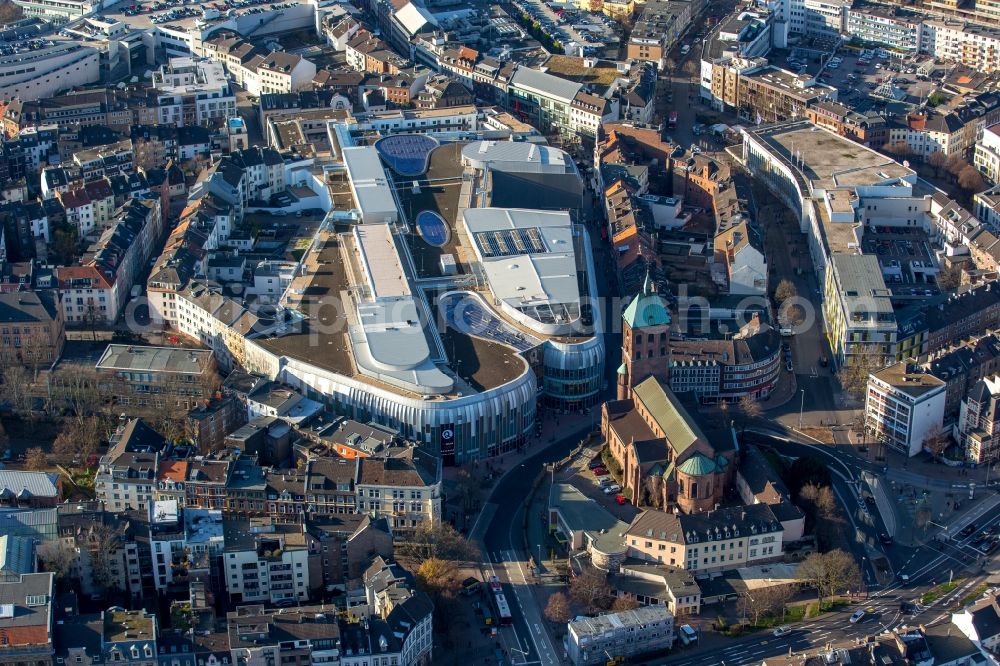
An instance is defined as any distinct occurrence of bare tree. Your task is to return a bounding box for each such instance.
[52,415,106,463]
[37,540,76,583]
[945,154,969,178]
[837,344,885,400]
[642,474,663,509]
[737,589,777,626]
[544,591,572,624]
[83,523,122,593]
[922,424,950,460]
[774,279,798,305]
[959,165,986,193]
[2,365,33,413]
[611,595,641,612]
[51,367,105,425]
[24,447,47,470]
[797,550,862,607]
[569,567,612,614]
[936,263,963,291]
[928,151,947,175]
[739,395,764,440]
[398,522,480,562]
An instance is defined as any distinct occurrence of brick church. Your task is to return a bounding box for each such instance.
[602,272,736,512]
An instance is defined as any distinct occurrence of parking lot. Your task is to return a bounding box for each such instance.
[510,0,620,54]
[568,453,642,523]
[861,227,940,296]
[814,48,941,113]
[98,0,296,30]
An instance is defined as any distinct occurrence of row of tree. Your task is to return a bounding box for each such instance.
[881,144,986,195]
[541,548,861,630]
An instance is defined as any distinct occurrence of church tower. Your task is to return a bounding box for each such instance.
[617,268,671,400]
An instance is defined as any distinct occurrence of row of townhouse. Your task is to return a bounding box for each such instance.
[197,32,317,96]
[55,197,163,323]
[96,414,442,534]
[0,561,434,666]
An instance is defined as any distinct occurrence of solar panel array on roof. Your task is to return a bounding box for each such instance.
[474,228,546,257]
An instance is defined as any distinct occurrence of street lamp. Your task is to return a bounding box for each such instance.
[798,389,806,429]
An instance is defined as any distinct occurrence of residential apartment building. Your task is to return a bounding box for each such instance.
[0,573,55,666]
[150,57,237,127]
[976,124,1000,184]
[958,375,1000,463]
[824,254,897,368]
[714,219,767,295]
[627,0,694,69]
[186,458,232,511]
[0,290,64,367]
[227,605,340,666]
[355,445,442,534]
[57,197,163,324]
[624,505,786,573]
[3,89,134,136]
[668,315,782,401]
[846,3,923,51]
[566,605,674,666]
[307,515,394,589]
[866,362,947,457]
[94,344,219,411]
[243,52,318,97]
[223,521,311,604]
[921,20,1000,74]
[926,333,1000,418]
[102,609,158,666]
[95,418,167,513]
[894,282,1000,361]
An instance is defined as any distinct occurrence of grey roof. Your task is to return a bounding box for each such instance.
[0,471,60,500]
[53,614,103,659]
[0,572,53,634]
[460,140,577,174]
[923,622,985,664]
[96,345,214,374]
[0,291,59,324]
[510,65,583,103]
[831,254,894,317]
[626,504,782,543]
[0,534,35,575]
[549,483,620,536]
[971,601,1000,641]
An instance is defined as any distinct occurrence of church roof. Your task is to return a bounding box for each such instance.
[622,270,670,329]
[677,452,718,477]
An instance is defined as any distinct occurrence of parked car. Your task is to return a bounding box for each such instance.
[879,533,893,546]
[588,459,603,470]
[615,494,628,505]
[849,609,865,624]
[592,467,608,476]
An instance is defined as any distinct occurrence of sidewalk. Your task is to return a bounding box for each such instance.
[521,441,606,663]
[846,428,998,547]
[441,409,598,534]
